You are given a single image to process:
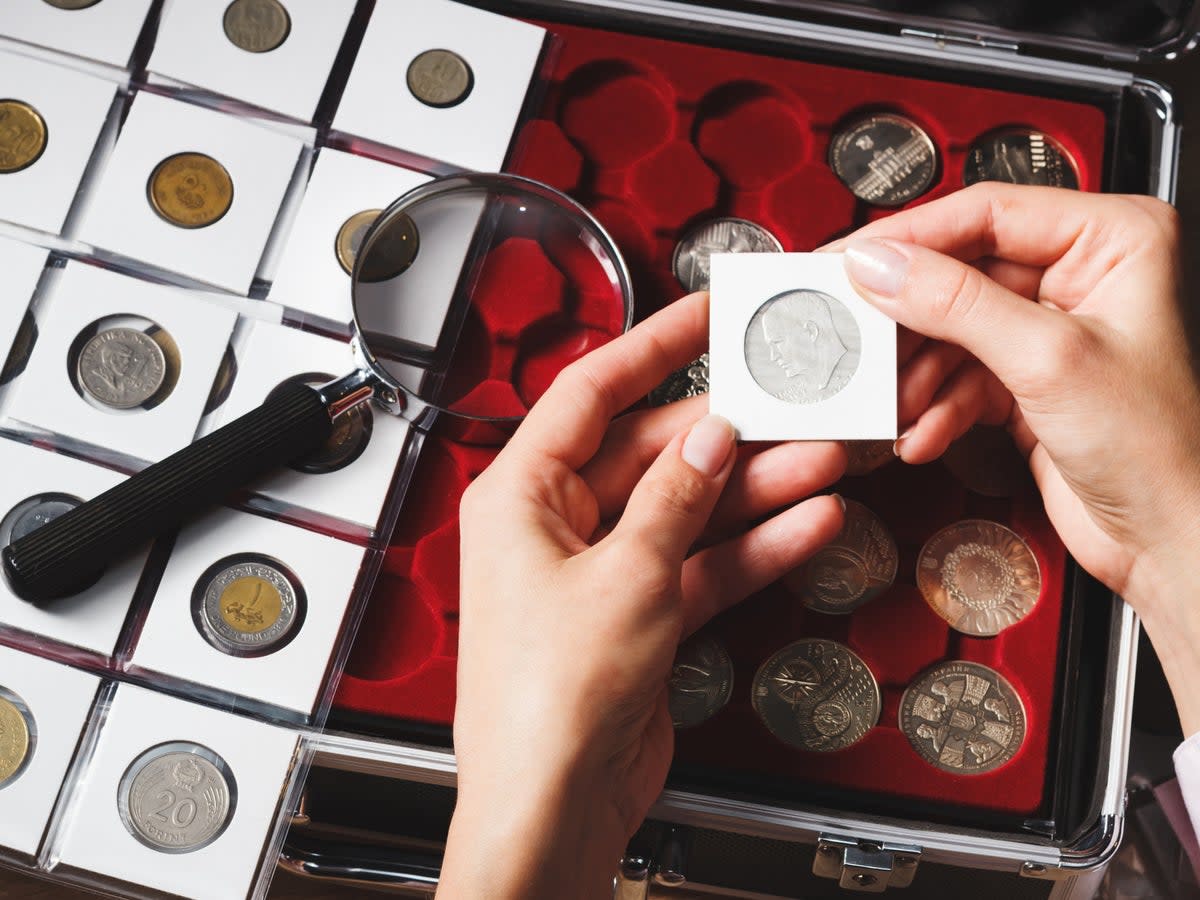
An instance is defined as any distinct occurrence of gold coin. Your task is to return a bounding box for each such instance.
[218,575,284,635]
[223,0,291,54]
[335,208,382,276]
[41,0,103,9]
[0,693,32,786]
[0,100,48,174]
[917,519,1041,636]
[147,152,234,229]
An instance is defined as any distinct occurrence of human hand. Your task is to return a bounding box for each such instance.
[439,292,845,900]
[832,182,1200,730]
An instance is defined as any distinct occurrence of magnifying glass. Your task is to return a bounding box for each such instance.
[4,173,634,605]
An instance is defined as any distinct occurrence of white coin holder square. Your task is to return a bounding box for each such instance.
[129,507,365,717]
[206,321,413,532]
[0,439,151,657]
[708,253,897,441]
[75,92,306,295]
[268,149,431,329]
[0,0,154,69]
[0,647,100,858]
[147,0,356,123]
[332,0,546,172]
[0,51,119,236]
[0,236,48,364]
[50,684,300,900]
[3,263,238,465]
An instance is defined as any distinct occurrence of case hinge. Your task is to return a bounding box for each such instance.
[814,835,921,892]
[899,27,1020,54]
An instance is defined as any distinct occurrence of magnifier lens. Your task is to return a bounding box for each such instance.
[352,175,632,424]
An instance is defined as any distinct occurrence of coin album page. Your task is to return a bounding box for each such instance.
[0,1,154,69]
[708,252,898,441]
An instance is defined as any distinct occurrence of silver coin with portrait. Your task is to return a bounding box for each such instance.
[743,289,861,405]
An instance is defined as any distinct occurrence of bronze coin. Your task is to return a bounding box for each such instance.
[668,633,733,729]
[0,100,47,174]
[964,128,1079,190]
[148,152,234,229]
[900,661,1026,775]
[223,0,291,54]
[917,519,1041,636]
[407,49,474,109]
[787,500,897,615]
[829,112,937,207]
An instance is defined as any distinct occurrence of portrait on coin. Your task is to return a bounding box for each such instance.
[746,289,860,405]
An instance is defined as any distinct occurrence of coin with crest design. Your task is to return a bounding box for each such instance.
[119,743,236,853]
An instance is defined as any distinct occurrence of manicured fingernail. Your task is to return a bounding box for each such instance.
[832,493,847,512]
[682,415,735,477]
[844,238,909,297]
[893,428,913,458]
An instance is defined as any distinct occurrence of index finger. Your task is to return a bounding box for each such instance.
[505,291,710,471]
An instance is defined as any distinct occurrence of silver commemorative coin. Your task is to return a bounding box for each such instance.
[668,633,733,729]
[407,49,474,109]
[964,129,1079,190]
[900,661,1027,775]
[672,218,783,294]
[119,743,236,853]
[744,289,861,405]
[790,500,898,614]
[223,0,291,54]
[196,557,302,656]
[6,493,82,543]
[830,113,937,207]
[77,327,167,410]
[752,639,880,752]
[648,353,709,407]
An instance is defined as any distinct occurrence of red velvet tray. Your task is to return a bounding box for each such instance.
[334,16,1107,818]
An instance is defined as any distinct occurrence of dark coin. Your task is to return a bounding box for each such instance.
[648,353,708,407]
[787,500,897,614]
[223,0,291,54]
[964,129,1079,189]
[335,209,381,276]
[41,0,103,8]
[118,743,236,853]
[941,425,1033,498]
[752,639,880,752]
[267,374,373,473]
[407,49,474,109]
[668,634,733,729]
[900,661,1026,775]
[842,440,894,477]
[830,113,937,207]
[356,212,419,284]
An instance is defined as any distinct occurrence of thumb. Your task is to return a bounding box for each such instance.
[610,415,736,563]
[843,237,1068,396]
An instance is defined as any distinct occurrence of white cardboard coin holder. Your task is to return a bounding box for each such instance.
[332,0,547,173]
[205,320,414,534]
[709,252,898,441]
[0,236,48,371]
[267,148,431,330]
[0,646,100,861]
[75,91,307,295]
[128,506,365,719]
[0,50,120,237]
[3,262,238,466]
[49,684,302,900]
[0,0,154,70]
[0,438,152,659]
[147,0,357,123]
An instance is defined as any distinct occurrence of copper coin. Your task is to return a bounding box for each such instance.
[0,100,47,174]
[917,520,1041,636]
[752,639,880,752]
[407,49,474,109]
[842,439,895,476]
[900,661,1026,775]
[223,0,291,54]
[964,129,1078,190]
[668,633,733,729]
[830,112,937,207]
[941,425,1032,498]
[148,152,234,229]
[787,500,897,614]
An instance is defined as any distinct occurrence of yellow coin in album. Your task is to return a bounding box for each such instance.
[218,574,285,635]
[147,152,234,229]
[0,693,32,787]
[0,100,47,174]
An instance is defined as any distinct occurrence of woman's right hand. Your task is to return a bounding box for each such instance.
[830,184,1200,732]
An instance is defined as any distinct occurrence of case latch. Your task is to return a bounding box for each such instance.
[899,27,1020,54]
[814,835,921,893]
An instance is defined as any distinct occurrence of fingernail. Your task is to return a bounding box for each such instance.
[682,415,735,477]
[844,238,909,297]
[832,493,847,512]
[893,428,913,458]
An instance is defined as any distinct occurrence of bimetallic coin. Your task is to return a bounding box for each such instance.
[668,634,733,729]
[672,218,783,294]
[119,743,235,853]
[0,100,47,174]
[744,289,860,405]
[648,353,709,407]
[830,113,937,207]
[918,520,1041,637]
[335,209,383,276]
[842,439,895,477]
[941,425,1032,498]
[42,0,103,7]
[407,49,474,109]
[223,0,291,53]
[148,152,234,229]
[789,500,897,614]
[752,639,880,752]
[357,212,420,283]
[964,129,1078,190]
[196,557,301,655]
[0,689,34,789]
[8,493,82,543]
[77,327,167,410]
[900,661,1026,775]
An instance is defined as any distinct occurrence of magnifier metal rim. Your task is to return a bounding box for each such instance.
[349,172,636,425]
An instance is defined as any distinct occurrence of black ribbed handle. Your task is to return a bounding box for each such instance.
[3,381,333,606]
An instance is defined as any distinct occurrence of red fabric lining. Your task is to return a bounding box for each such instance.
[335,17,1105,817]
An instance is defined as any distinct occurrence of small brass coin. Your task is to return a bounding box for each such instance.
[0,693,32,787]
[148,152,234,229]
[0,100,47,174]
[223,0,291,54]
[335,209,382,276]
[407,49,474,109]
